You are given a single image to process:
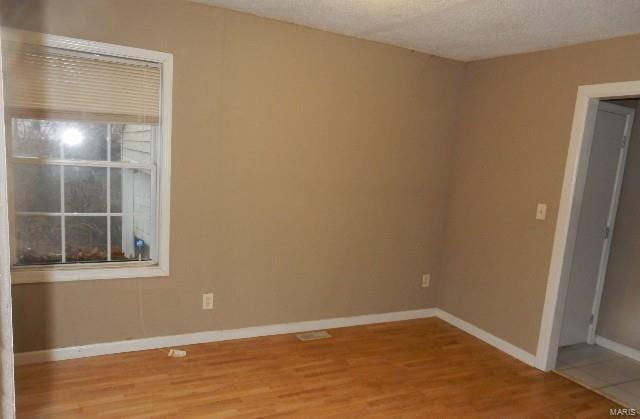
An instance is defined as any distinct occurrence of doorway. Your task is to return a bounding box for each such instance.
[536,82,640,408]
[558,101,634,348]
[554,99,640,408]
[537,82,640,372]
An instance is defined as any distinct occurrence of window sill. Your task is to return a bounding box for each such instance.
[11,263,169,284]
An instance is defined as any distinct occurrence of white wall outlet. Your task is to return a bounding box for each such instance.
[536,203,547,221]
[202,293,214,310]
[421,274,431,288]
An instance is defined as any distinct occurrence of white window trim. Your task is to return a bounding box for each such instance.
[3,28,172,284]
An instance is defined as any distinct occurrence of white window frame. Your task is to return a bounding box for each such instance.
[3,29,172,284]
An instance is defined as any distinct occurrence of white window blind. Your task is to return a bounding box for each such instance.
[2,41,161,124]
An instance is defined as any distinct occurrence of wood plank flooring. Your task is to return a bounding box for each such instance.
[16,318,618,418]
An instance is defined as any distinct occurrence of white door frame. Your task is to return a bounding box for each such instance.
[585,102,634,345]
[536,81,640,371]
[0,28,17,418]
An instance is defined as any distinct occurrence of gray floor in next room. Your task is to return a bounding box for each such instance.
[556,343,640,409]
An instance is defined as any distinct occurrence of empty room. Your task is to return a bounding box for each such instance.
[0,0,640,417]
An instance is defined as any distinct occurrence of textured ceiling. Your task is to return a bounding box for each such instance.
[192,0,640,61]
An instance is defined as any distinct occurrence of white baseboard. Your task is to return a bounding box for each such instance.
[15,308,438,365]
[596,335,640,363]
[435,309,537,367]
[15,307,538,369]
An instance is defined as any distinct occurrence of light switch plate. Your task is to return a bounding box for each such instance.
[536,203,547,220]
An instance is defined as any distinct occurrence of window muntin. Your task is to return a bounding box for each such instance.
[8,119,156,267]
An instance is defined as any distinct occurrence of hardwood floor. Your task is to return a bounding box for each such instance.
[16,318,618,418]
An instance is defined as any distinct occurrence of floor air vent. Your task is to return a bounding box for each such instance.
[296,330,332,341]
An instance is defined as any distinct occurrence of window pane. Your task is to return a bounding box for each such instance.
[13,164,61,212]
[111,168,122,213]
[66,216,107,262]
[110,216,128,261]
[11,119,112,161]
[110,215,152,262]
[110,124,153,163]
[11,119,61,159]
[64,166,107,213]
[110,126,122,161]
[62,122,108,161]
[15,215,62,265]
[117,168,153,261]
[132,169,153,254]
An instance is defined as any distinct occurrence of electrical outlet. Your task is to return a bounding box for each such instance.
[421,274,430,288]
[202,293,214,310]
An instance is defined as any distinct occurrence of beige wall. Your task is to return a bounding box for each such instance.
[1,0,464,351]
[440,33,640,354]
[597,100,640,351]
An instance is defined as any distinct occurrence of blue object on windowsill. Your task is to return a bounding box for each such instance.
[135,239,145,261]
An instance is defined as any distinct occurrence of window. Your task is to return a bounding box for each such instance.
[1,29,172,283]
[11,120,155,265]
